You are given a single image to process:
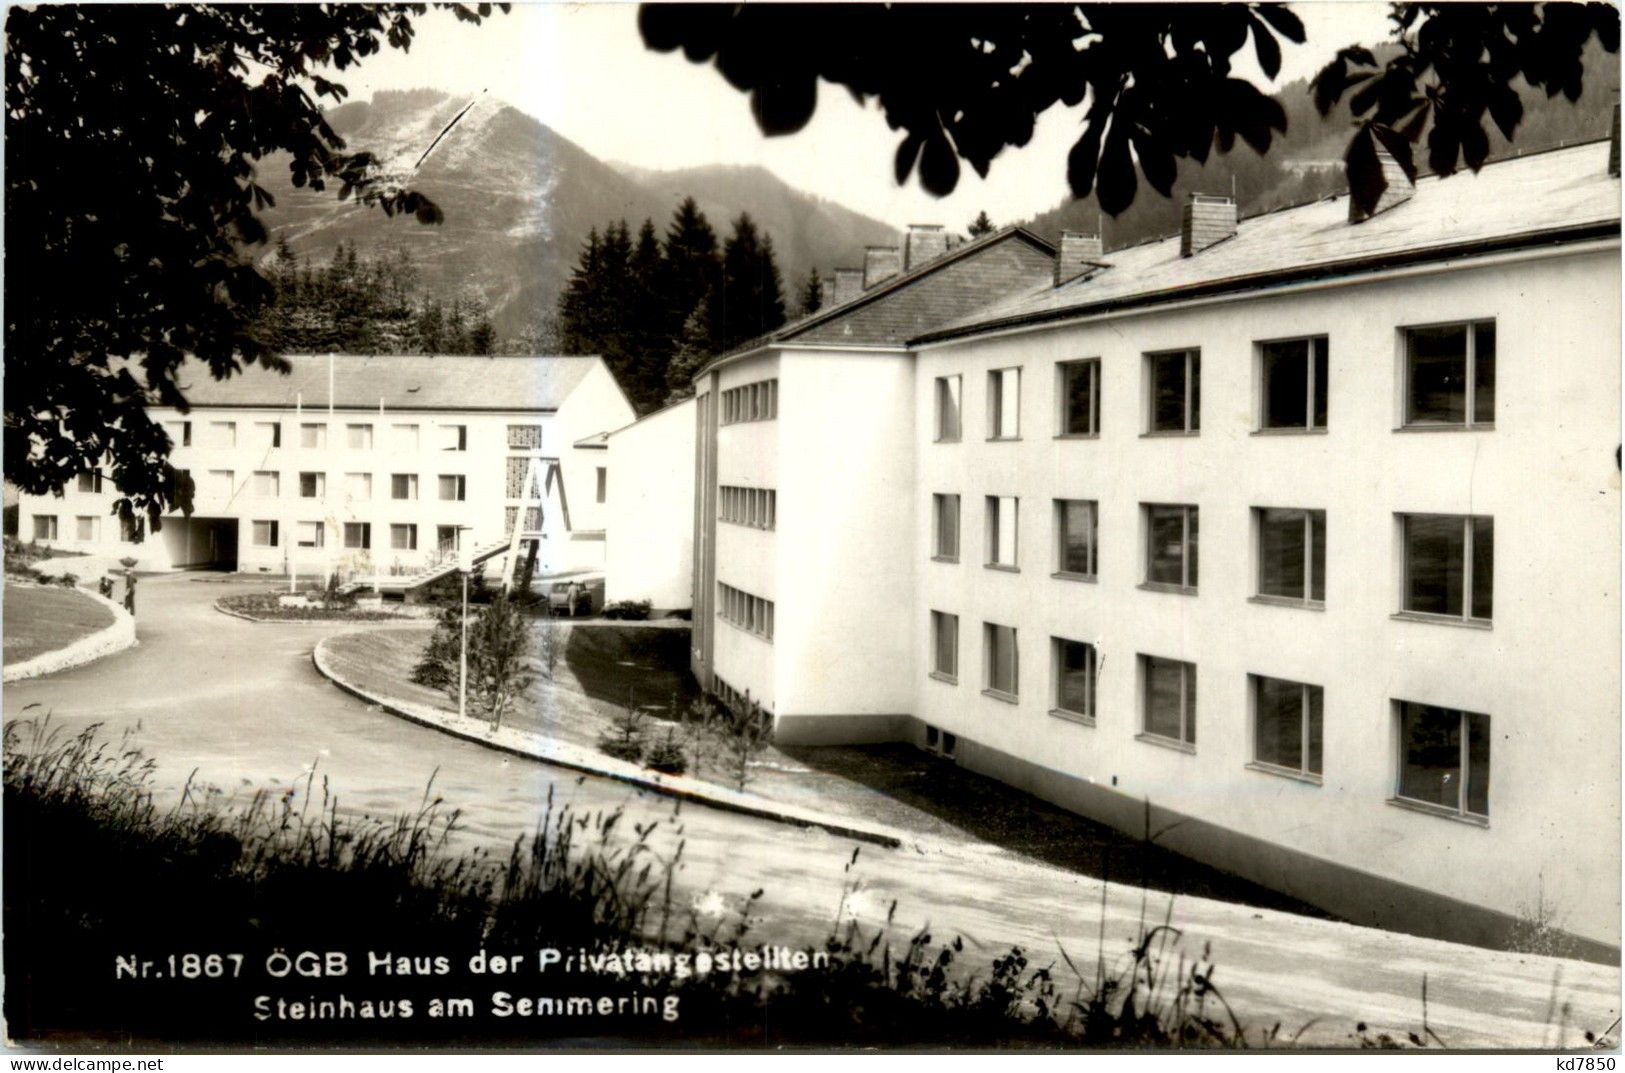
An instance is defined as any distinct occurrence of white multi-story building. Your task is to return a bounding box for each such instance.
[19,354,635,581]
[691,140,1622,958]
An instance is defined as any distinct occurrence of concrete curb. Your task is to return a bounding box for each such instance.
[4,585,137,682]
[311,633,903,850]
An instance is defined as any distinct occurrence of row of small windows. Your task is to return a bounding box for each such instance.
[152,471,470,502]
[932,496,1492,624]
[719,486,777,530]
[927,614,1490,821]
[33,514,142,544]
[161,420,478,452]
[932,321,1495,441]
[717,582,775,641]
[720,379,779,425]
[247,520,429,551]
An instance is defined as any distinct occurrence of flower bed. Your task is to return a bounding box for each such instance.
[216,591,407,622]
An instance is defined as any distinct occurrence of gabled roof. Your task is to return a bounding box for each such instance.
[698,225,1056,373]
[917,139,1621,346]
[164,354,602,413]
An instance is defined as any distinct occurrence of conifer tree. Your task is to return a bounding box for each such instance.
[710,213,786,353]
[968,211,996,237]
[798,268,824,316]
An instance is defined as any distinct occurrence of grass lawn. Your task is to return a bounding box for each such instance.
[3,582,115,663]
[323,622,1329,919]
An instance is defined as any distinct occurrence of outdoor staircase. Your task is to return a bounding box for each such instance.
[339,539,514,597]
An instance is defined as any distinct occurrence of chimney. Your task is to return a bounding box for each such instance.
[1180,194,1238,256]
[832,268,865,306]
[1349,138,1416,223]
[1610,102,1620,178]
[863,246,902,289]
[904,224,949,271]
[1054,231,1103,286]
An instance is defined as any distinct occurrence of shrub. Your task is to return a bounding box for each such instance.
[645,728,687,775]
[411,605,465,693]
[602,599,652,621]
[596,691,647,764]
[55,572,79,588]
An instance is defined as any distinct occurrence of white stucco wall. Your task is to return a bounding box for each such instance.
[911,244,1621,945]
[774,348,918,720]
[606,398,695,609]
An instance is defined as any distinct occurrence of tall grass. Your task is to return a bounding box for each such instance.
[11,717,1560,1050]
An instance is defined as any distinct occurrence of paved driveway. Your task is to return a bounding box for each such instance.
[3,574,1617,1048]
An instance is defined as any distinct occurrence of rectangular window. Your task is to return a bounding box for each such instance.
[296,521,325,548]
[252,471,280,498]
[438,424,467,451]
[1141,655,1196,747]
[210,421,236,448]
[596,467,607,504]
[1252,675,1324,777]
[988,367,1021,439]
[438,475,467,502]
[253,421,281,449]
[346,423,374,450]
[76,471,103,494]
[983,622,1019,698]
[507,424,542,449]
[299,423,326,450]
[345,472,372,501]
[716,582,774,640]
[252,520,278,547]
[1052,638,1097,722]
[1055,499,1098,578]
[437,526,460,553]
[343,522,372,550]
[390,524,418,551]
[76,515,98,542]
[205,469,234,499]
[298,472,325,499]
[165,420,192,447]
[1058,359,1101,436]
[1144,504,1198,590]
[935,375,962,442]
[985,496,1018,569]
[32,515,57,541]
[1404,321,1495,428]
[391,423,420,451]
[931,611,959,681]
[720,380,779,425]
[1401,514,1493,622]
[1147,348,1200,433]
[391,474,418,501]
[1256,508,1326,604]
[932,494,960,560]
[1260,337,1329,430]
[1395,701,1490,819]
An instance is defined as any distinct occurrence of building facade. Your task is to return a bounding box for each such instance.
[19,354,634,581]
[691,141,1622,956]
[605,396,696,611]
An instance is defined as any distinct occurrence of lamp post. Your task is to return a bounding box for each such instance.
[457,527,473,722]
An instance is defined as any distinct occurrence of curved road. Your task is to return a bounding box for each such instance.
[5,575,1617,1048]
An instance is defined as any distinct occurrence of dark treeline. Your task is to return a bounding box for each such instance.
[255,238,502,357]
[558,198,789,414]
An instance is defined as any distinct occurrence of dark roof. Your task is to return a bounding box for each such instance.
[164,354,602,413]
[697,226,1056,373]
[917,140,1621,345]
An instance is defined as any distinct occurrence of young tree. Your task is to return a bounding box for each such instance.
[967,211,996,238]
[5,3,504,529]
[468,594,532,729]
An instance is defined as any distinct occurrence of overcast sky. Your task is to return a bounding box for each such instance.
[339,2,1398,231]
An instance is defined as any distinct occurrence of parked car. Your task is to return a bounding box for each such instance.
[548,581,582,617]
